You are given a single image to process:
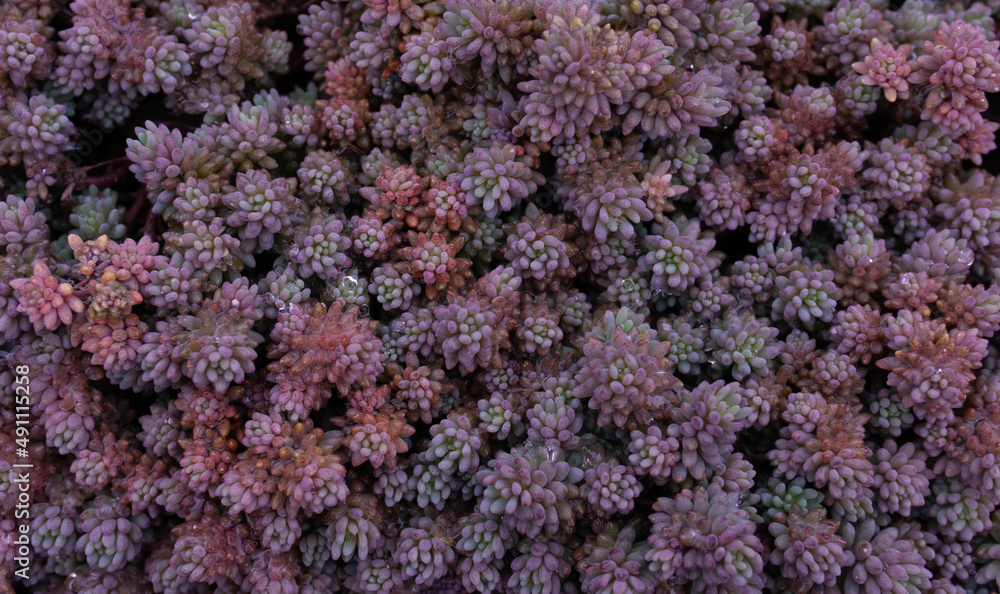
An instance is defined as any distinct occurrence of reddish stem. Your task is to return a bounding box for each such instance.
[144,210,159,237]
[83,156,130,171]
[126,187,148,228]
[84,165,130,187]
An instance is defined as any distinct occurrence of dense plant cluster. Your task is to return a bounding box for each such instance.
[3,0,1000,592]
